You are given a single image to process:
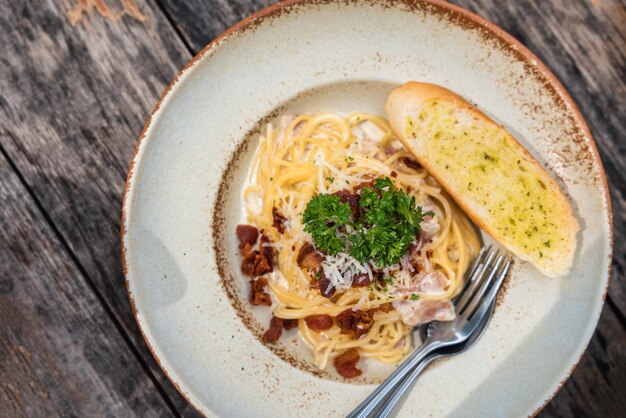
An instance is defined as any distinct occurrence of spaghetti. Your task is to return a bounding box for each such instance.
[237,113,480,376]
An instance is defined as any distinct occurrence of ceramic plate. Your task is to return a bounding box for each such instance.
[121,1,612,416]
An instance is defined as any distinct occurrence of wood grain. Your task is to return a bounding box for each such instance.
[155,0,275,52]
[0,0,197,414]
[0,152,172,417]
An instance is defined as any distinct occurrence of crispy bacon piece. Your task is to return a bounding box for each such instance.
[272,207,287,234]
[336,308,373,339]
[282,319,298,330]
[353,177,377,192]
[402,157,422,171]
[240,243,253,257]
[262,316,283,343]
[236,225,258,255]
[259,234,275,270]
[241,251,272,277]
[319,273,336,299]
[249,278,272,306]
[304,314,334,332]
[308,276,320,290]
[332,190,361,219]
[297,243,324,270]
[351,273,372,288]
[334,348,362,378]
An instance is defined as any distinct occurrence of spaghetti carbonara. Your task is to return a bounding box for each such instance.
[235,113,479,378]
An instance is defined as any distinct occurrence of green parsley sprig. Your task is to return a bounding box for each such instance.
[302,194,351,255]
[350,178,432,266]
[302,177,433,266]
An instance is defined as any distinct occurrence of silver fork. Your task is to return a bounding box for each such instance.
[374,262,505,418]
[346,247,512,418]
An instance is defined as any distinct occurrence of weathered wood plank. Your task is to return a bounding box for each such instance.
[156,0,275,51]
[0,152,172,416]
[0,0,197,413]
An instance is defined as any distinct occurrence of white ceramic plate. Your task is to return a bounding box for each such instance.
[122,1,612,416]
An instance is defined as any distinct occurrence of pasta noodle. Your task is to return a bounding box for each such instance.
[241,113,480,372]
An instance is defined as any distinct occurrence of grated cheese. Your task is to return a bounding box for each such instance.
[320,252,372,292]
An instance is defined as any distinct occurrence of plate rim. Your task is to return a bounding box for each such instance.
[120,0,614,416]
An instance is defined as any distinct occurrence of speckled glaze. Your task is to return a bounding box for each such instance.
[121,1,612,417]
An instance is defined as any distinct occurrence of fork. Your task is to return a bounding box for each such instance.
[346,247,512,418]
[373,261,504,418]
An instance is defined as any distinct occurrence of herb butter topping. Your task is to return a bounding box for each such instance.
[405,99,569,263]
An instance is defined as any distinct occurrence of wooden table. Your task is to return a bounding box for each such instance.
[1,0,624,416]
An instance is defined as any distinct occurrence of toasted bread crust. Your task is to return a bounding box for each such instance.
[386,82,578,277]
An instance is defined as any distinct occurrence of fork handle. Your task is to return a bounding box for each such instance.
[375,353,440,418]
[346,339,445,418]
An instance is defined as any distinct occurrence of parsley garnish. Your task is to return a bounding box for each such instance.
[349,178,432,266]
[302,194,351,255]
[410,294,420,301]
[302,177,432,266]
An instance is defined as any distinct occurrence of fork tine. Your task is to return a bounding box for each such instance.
[460,254,505,317]
[464,257,512,321]
[453,246,490,303]
[467,245,489,279]
[456,249,498,312]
